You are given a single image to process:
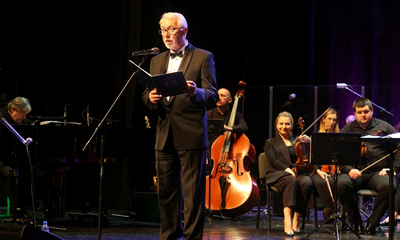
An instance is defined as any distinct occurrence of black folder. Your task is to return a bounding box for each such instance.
[129,60,187,96]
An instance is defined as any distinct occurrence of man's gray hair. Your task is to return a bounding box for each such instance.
[8,97,32,113]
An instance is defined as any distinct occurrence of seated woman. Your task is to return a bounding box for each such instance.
[264,111,313,236]
[310,108,339,222]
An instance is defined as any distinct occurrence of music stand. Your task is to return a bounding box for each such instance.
[208,118,224,135]
[0,118,35,226]
[306,132,361,239]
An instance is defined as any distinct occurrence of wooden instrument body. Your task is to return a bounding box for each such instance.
[294,141,314,174]
[206,132,258,217]
[320,164,335,174]
[293,117,313,174]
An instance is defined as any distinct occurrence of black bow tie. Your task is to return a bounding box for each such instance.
[170,51,183,59]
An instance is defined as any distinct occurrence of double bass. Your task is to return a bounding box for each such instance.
[206,81,259,217]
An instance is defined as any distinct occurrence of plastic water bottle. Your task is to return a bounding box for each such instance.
[41,220,50,232]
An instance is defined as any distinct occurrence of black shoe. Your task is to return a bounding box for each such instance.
[353,222,364,234]
[364,223,376,235]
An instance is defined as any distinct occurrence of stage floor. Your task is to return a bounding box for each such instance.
[1,206,399,240]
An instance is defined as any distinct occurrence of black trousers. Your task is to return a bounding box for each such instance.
[311,173,335,208]
[0,165,14,212]
[337,172,397,226]
[270,173,313,214]
[395,174,400,214]
[156,138,207,240]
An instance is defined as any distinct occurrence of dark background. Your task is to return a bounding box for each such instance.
[1,0,400,210]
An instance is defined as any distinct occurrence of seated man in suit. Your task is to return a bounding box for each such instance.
[0,96,32,218]
[206,88,248,160]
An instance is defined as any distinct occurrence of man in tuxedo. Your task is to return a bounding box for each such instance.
[142,12,218,240]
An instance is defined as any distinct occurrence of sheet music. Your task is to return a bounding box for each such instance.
[362,132,400,139]
[40,121,82,125]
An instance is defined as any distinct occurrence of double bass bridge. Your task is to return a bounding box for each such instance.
[217,162,233,173]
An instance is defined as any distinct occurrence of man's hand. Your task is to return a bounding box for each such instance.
[224,125,233,131]
[180,80,197,97]
[149,88,163,104]
[379,168,395,176]
[349,169,362,180]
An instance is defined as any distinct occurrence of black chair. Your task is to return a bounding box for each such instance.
[357,189,377,222]
[338,189,382,233]
[256,152,274,230]
[256,152,318,230]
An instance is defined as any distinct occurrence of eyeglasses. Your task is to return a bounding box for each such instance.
[326,117,337,122]
[159,27,183,36]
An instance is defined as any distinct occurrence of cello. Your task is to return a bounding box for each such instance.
[205,81,259,217]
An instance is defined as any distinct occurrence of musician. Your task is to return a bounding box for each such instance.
[206,88,248,159]
[264,111,313,236]
[310,108,339,222]
[337,97,400,235]
[142,12,218,240]
[0,96,32,217]
[380,121,400,225]
[380,172,400,225]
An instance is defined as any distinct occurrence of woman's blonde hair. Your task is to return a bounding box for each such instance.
[318,108,339,133]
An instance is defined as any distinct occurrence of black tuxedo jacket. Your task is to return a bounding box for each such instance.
[142,42,218,150]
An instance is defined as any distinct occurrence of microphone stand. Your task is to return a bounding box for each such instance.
[338,84,394,116]
[0,118,36,227]
[82,54,150,240]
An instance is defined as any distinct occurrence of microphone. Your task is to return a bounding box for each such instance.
[64,104,67,125]
[132,47,160,56]
[25,137,33,146]
[336,83,348,89]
